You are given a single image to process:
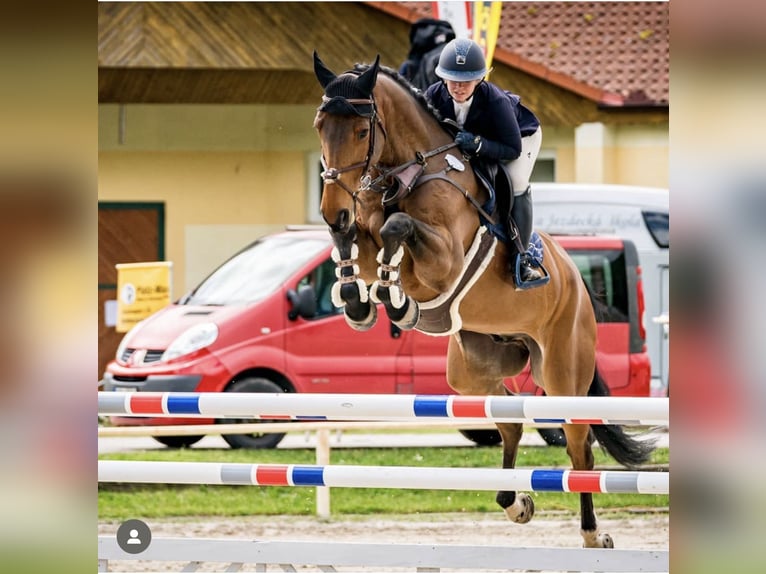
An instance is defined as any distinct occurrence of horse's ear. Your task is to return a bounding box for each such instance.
[313,51,337,89]
[356,54,380,96]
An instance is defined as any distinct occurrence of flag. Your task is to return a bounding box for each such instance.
[431,1,473,38]
[472,1,503,80]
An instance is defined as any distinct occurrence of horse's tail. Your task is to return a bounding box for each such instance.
[588,369,657,468]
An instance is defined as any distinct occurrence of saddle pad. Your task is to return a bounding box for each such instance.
[528,231,544,266]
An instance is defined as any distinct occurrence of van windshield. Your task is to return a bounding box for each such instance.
[181,235,330,306]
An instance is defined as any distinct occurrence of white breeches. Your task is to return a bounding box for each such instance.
[505,127,542,196]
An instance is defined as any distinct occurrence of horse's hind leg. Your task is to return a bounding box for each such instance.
[540,337,614,548]
[562,423,614,548]
[446,331,535,524]
[495,419,535,524]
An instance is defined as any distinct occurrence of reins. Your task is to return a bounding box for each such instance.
[360,140,458,193]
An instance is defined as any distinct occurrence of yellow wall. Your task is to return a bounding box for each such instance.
[99,150,308,294]
[537,126,576,181]
[613,124,670,188]
[99,103,323,295]
[573,122,669,187]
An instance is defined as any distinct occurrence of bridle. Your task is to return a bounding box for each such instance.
[319,96,386,205]
[319,94,459,206]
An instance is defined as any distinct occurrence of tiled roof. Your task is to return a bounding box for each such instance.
[368,2,668,107]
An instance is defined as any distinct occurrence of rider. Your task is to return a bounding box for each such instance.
[424,38,544,285]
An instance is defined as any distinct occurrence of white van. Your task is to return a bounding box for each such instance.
[531,183,669,396]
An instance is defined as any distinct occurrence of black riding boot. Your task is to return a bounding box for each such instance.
[509,186,544,284]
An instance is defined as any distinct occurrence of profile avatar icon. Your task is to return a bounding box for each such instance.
[117,519,152,554]
[127,529,141,545]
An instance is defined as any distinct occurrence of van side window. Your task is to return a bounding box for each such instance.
[642,210,669,248]
[569,250,629,323]
[296,258,343,319]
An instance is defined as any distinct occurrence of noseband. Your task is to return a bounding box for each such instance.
[319,96,386,204]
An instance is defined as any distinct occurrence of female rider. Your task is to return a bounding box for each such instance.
[424,38,544,286]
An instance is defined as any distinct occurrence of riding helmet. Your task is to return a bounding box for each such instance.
[434,38,487,82]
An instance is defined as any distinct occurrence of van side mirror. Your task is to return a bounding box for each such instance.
[287,285,317,320]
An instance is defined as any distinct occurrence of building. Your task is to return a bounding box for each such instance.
[98,2,668,376]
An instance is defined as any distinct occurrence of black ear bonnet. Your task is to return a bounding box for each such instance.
[314,52,380,117]
[319,74,375,117]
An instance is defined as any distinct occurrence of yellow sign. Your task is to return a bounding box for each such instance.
[472,1,503,81]
[116,261,173,333]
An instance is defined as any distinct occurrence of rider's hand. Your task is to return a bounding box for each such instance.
[455,131,482,156]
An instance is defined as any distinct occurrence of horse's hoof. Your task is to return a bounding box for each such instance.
[581,530,614,548]
[344,303,377,332]
[392,298,419,331]
[503,493,535,524]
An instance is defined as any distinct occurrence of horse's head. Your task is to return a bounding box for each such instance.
[313,51,383,233]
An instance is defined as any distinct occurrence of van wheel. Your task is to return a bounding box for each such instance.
[537,427,567,446]
[219,378,287,449]
[152,435,204,448]
[459,429,502,446]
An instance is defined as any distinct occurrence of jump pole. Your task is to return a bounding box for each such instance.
[98,392,669,425]
[98,460,668,494]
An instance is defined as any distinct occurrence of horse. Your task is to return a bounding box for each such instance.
[312,52,655,548]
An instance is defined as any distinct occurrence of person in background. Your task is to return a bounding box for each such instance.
[398,18,455,91]
[424,38,544,286]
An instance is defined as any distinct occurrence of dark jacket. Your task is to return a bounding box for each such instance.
[399,18,455,91]
[425,81,540,162]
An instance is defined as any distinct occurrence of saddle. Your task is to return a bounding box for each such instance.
[469,162,549,289]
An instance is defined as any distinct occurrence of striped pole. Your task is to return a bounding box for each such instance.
[98,460,669,494]
[98,392,668,425]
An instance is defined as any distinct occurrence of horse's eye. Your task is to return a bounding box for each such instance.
[357,129,369,140]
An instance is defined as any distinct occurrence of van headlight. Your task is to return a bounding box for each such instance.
[161,323,219,362]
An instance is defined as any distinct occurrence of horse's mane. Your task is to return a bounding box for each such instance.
[353,62,445,123]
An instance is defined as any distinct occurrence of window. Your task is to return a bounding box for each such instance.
[531,157,555,183]
[296,258,343,319]
[568,249,629,323]
[642,210,669,248]
[181,235,328,306]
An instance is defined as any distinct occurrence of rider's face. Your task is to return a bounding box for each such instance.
[445,79,481,103]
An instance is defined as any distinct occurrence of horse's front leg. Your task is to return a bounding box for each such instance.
[370,212,460,329]
[369,212,420,329]
[329,225,377,331]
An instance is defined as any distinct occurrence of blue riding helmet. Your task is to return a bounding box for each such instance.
[434,38,487,82]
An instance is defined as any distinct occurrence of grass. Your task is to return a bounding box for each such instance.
[99,444,669,521]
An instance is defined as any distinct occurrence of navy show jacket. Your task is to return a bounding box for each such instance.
[425,81,540,163]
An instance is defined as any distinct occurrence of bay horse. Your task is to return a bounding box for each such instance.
[312,53,655,548]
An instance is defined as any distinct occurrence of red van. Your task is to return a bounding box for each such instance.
[101,227,650,448]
